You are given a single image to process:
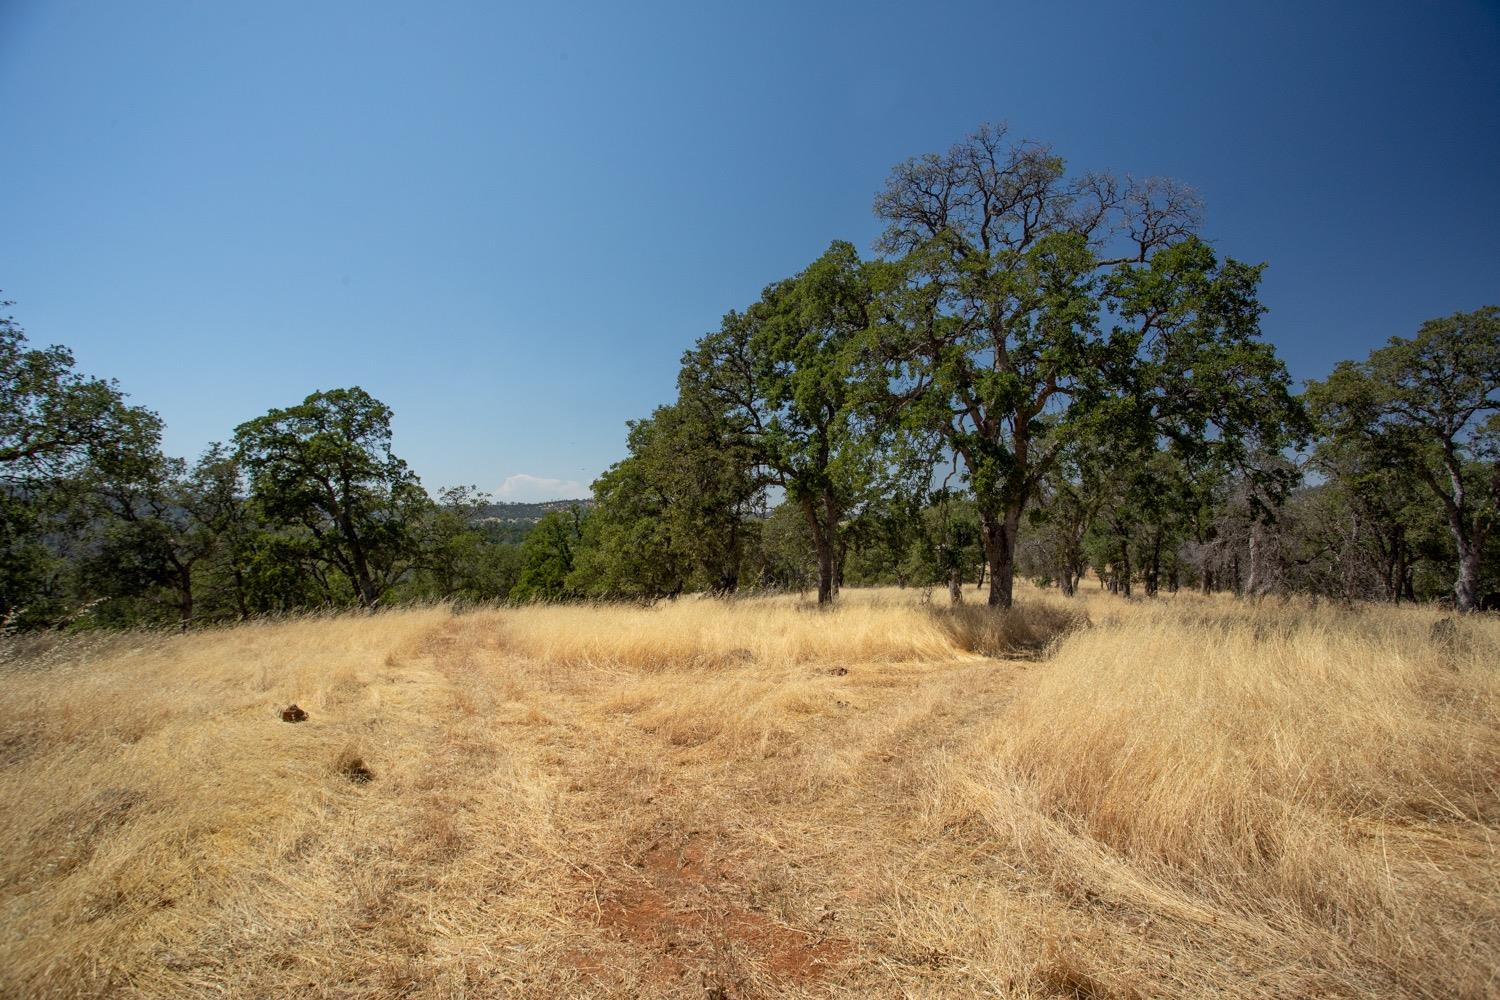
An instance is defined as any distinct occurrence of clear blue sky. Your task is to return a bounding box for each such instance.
[3,2,1497,500]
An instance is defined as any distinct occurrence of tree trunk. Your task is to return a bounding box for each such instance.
[1145,532,1162,597]
[336,511,379,608]
[1245,518,1265,596]
[947,566,964,605]
[815,535,835,604]
[177,571,193,633]
[803,497,838,606]
[979,504,1020,608]
[1456,537,1482,613]
[232,566,249,621]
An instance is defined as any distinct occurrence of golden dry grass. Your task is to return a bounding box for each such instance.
[0,586,1495,998]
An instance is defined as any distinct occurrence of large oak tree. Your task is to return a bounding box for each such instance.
[873,123,1301,606]
[234,388,427,609]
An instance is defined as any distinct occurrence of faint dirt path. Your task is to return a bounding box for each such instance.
[116,613,1031,999]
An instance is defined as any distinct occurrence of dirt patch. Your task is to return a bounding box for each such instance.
[578,833,850,994]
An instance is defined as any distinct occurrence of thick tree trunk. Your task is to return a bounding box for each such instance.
[815,540,835,604]
[1455,538,1482,613]
[1059,568,1077,598]
[834,534,848,597]
[803,496,839,606]
[979,504,1021,608]
[177,579,193,633]
[1245,519,1264,596]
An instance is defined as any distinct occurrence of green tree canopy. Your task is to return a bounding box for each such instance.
[873,123,1302,606]
[512,508,582,603]
[1308,306,1499,611]
[684,241,900,603]
[234,387,428,609]
[1,305,155,623]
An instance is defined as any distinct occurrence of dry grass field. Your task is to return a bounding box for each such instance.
[1,585,1496,999]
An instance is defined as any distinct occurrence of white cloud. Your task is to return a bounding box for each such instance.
[494,473,588,502]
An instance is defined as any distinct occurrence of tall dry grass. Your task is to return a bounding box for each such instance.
[919,600,1500,998]
[0,588,1494,998]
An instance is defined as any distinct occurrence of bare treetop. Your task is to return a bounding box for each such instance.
[873,121,1202,264]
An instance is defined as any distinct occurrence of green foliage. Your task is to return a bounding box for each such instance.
[511,509,583,603]
[873,124,1302,606]
[234,388,429,609]
[910,493,985,600]
[0,306,141,481]
[1307,306,1499,609]
[0,305,155,625]
[752,501,817,592]
[409,486,522,603]
[568,451,686,600]
[0,170,1487,627]
[568,397,760,599]
[684,241,903,602]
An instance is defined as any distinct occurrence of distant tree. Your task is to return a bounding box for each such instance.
[754,501,818,592]
[915,491,985,603]
[183,443,259,619]
[512,508,582,602]
[570,397,761,599]
[840,490,925,587]
[1308,307,1500,611]
[568,449,689,600]
[75,409,212,628]
[685,241,896,604]
[873,123,1302,606]
[413,486,521,602]
[1302,411,1429,602]
[234,388,427,609]
[1024,444,1100,596]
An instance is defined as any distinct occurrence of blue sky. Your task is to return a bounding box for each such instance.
[2,1,1497,500]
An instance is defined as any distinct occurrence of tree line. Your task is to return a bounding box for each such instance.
[3,123,1496,628]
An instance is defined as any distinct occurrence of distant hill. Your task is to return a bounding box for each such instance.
[472,499,592,525]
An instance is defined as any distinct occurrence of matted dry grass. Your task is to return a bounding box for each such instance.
[0,586,1495,998]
